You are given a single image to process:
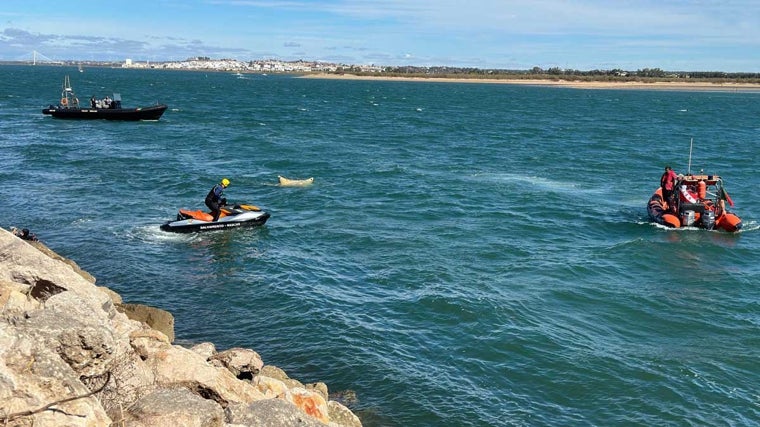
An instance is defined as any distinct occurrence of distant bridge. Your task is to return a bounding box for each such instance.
[15,50,63,65]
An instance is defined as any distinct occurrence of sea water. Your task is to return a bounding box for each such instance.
[1,65,758,426]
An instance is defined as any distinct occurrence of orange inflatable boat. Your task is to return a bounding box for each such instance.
[647,174,741,232]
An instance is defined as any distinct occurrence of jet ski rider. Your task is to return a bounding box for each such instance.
[205,178,230,221]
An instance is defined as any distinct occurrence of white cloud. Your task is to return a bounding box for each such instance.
[0,0,757,70]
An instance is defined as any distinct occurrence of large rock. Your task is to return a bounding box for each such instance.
[98,286,123,304]
[0,228,363,427]
[190,342,217,360]
[123,387,225,427]
[252,375,290,399]
[116,302,175,343]
[131,334,267,406]
[249,377,330,424]
[0,280,39,316]
[14,292,127,377]
[287,387,330,424]
[225,399,326,427]
[0,322,113,426]
[97,349,157,421]
[328,400,363,427]
[259,364,306,391]
[0,229,115,316]
[211,347,263,380]
[27,240,97,284]
[0,229,142,425]
[5,295,157,423]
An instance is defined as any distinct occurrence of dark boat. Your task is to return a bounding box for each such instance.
[42,75,167,121]
[160,203,271,233]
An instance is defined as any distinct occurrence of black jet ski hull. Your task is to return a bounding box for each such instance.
[160,212,270,233]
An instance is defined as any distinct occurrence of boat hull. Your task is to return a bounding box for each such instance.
[160,210,270,233]
[647,187,741,232]
[647,188,681,228]
[42,104,168,121]
[715,211,742,232]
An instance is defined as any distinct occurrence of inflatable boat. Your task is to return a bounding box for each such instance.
[160,203,270,233]
[43,103,167,121]
[42,75,167,121]
[648,174,741,232]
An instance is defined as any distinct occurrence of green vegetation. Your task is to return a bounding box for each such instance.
[333,65,760,84]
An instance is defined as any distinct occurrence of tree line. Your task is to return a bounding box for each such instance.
[338,65,759,82]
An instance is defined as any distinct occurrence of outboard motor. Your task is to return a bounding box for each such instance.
[701,210,716,229]
[681,210,696,226]
[112,93,122,109]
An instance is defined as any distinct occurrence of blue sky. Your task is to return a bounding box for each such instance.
[1,0,758,72]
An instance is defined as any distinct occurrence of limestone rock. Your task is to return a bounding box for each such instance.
[211,347,264,380]
[0,324,112,426]
[259,364,304,390]
[328,400,363,427]
[27,239,97,284]
[97,286,123,304]
[130,327,172,353]
[306,381,329,401]
[143,344,266,405]
[0,229,116,318]
[190,342,217,360]
[252,375,289,398]
[260,364,288,381]
[116,302,175,343]
[225,399,326,427]
[0,280,39,316]
[287,387,330,424]
[123,387,225,427]
[0,228,363,427]
[97,350,157,421]
[15,296,126,379]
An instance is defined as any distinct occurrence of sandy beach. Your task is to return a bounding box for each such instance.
[302,73,760,92]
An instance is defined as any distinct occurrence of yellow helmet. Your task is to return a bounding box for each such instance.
[221,178,230,187]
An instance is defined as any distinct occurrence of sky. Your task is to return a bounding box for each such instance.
[1,0,758,72]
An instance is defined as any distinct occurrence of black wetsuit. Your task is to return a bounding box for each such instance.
[205,184,225,221]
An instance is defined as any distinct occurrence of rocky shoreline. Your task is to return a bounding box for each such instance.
[0,227,362,426]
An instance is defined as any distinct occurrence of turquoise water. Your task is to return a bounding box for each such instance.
[2,65,759,426]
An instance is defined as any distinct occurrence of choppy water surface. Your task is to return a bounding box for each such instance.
[1,65,758,426]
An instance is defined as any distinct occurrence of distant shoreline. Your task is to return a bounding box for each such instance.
[301,73,760,92]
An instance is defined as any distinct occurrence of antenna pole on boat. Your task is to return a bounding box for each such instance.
[687,138,693,175]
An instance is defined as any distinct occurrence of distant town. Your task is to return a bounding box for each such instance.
[123,57,365,73]
[5,56,759,82]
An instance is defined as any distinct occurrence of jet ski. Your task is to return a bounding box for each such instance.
[160,203,270,233]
